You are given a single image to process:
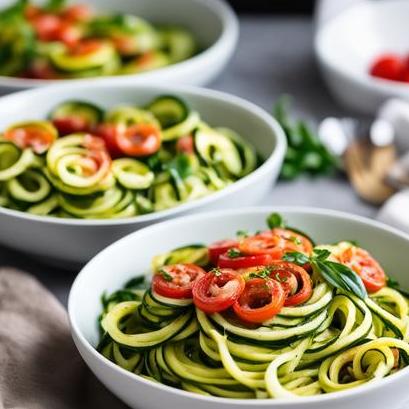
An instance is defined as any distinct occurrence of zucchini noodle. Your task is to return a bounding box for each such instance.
[0,1,199,79]
[97,228,409,400]
[0,95,259,219]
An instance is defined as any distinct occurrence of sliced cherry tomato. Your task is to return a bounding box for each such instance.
[238,228,313,260]
[52,117,90,136]
[337,246,386,293]
[152,264,206,299]
[176,135,194,154]
[31,14,61,41]
[269,261,312,306]
[4,122,57,154]
[116,123,161,157]
[62,4,92,22]
[192,269,245,314]
[54,22,81,47]
[94,123,124,158]
[369,54,405,81]
[239,233,283,258]
[25,4,42,21]
[68,39,103,56]
[233,278,285,324]
[218,253,273,269]
[271,228,313,255]
[208,239,239,265]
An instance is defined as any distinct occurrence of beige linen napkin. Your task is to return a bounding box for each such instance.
[0,268,128,409]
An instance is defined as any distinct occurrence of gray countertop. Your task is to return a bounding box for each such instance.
[0,16,376,306]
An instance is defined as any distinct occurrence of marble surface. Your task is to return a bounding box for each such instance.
[0,16,376,306]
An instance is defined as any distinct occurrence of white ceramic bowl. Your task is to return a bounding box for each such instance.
[69,207,409,409]
[0,0,238,92]
[0,83,286,266]
[315,0,409,114]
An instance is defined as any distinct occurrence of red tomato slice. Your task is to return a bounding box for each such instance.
[192,269,245,314]
[68,39,103,56]
[62,4,92,22]
[239,233,283,258]
[369,54,405,81]
[337,246,386,293]
[94,124,123,158]
[269,261,313,306]
[208,239,239,265]
[238,228,313,260]
[271,228,313,255]
[233,278,285,324]
[152,264,206,299]
[52,117,90,136]
[116,123,161,157]
[176,135,194,154]
[218,253,273,269]
[4,123,57,154]
[31,14,61,41]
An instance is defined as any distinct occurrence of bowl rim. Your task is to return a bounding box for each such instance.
[0,82,286,226]
[314,0,409,94]
[68,205,409,406]
[0,0,238,88]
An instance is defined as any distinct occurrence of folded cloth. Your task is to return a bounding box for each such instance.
[0,268,128,409]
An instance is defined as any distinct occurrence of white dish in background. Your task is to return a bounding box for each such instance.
[69,207,409,409]
[315,0,409,114]
[0,0,238,92]
[0,83,286,266]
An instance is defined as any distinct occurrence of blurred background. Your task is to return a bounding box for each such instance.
[227,1,315,14]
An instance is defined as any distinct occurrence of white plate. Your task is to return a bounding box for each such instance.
[0,0,238,92]
[315,0,409,114]
[0,83,286,266]
[69,206,409,409]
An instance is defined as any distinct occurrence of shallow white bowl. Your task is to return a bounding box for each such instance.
[0,83,286,266]
[0,0,238,92]
[69,207,409,409]
[315,0,409,114]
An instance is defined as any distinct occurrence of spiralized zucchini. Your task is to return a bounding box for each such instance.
[97,219,409,400]
[0,95,259,219]
[0,0,199,79]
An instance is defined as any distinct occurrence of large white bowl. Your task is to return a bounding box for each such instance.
[0,0,238,92]
[315,0,409,114]
[0,83,286,266]
[68,207,409,409]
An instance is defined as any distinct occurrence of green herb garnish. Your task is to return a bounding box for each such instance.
[249,265,273,279]
[236,230,249,238]
[273,96,337,180]
[387,276,409,298]
[227,248,241,258]
[267,213,285,229]
[284,249,367,299]
[159,268,173,282]
[211,267,222,277]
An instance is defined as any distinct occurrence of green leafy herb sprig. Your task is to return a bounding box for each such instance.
[283,249,368,299]
[273,97,338,180]
[387,277,409,299]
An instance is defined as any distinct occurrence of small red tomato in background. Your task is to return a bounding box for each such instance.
[369,54,405,81]
[94,124,124,158]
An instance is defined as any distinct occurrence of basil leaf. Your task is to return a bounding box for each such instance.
[166,154,192,180]
[267,212,285,229]
[282,251,309,266]
[313,259,367,300]
[313,248,331,261]
[124,276,147,289]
